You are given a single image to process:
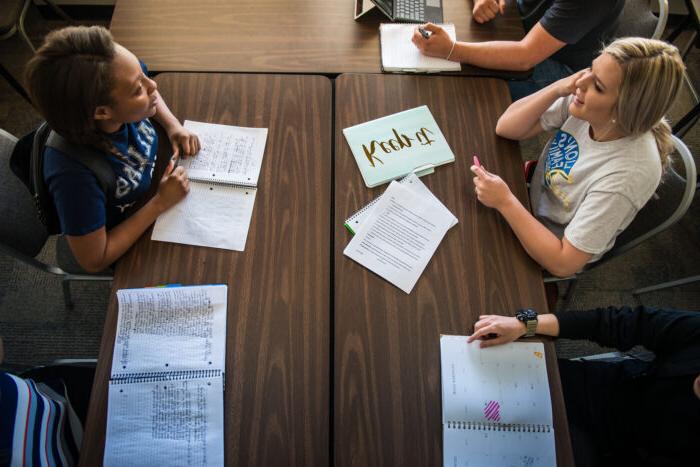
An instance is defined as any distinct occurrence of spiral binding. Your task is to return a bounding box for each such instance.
[445,421,552,433]
[111,369,221,384]
[191,175,258,190]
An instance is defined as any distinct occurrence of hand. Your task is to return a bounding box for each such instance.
[154,159,190,212]
[553,68,588,98]
[467,315,527,348]
[411,23,455,59]
[167,125,201,159]
[473,0,505,24]
[471,165,514,210]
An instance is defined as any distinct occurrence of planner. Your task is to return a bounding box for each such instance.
[342,105,455,187]
[104,285,228,467]
[343,178,455,293]
[152,120,268,251]
[343,173,458,235]
[380,23,461,73]
[440,335,556,467]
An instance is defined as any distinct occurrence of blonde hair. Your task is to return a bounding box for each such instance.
[603,38,686,167]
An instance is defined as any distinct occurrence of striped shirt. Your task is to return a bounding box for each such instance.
[0,372,82,466]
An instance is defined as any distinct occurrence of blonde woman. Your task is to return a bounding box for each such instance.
[472,38,686,277]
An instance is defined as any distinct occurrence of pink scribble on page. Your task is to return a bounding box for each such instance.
[483,400,501,421]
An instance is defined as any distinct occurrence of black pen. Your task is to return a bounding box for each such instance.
[418,27,430,39]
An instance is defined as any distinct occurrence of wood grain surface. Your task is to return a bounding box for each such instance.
[333,73,573,466]
[80,73,332,466]
[109,0,525,75]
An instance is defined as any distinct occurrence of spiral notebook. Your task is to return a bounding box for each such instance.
[440,335,556,467]
[152,120,268,251]
[104,285,228,467]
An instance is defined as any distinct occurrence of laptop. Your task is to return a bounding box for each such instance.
[370,0,444,23]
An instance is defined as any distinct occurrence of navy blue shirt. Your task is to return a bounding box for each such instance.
[43,119,158,236]
[519,0,624,71]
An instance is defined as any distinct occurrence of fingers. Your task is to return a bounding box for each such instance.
[499,0,506,15]
[470,165,488,179]
[480,335,510,348]
[423,22,441,33]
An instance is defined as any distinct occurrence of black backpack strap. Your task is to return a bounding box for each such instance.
[44,131,117,200]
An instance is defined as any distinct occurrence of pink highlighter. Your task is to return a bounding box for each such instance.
[473,155,481,168]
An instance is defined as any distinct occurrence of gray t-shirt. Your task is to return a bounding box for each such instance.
[529,96,662,262]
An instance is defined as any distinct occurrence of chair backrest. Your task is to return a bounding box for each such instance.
[616,0,668,40]
[600,135,697,264]
[0,128,49,259]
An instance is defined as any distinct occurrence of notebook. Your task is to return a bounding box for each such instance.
[343,172,457,234]
[343,105,455,187]
[104,285,228,467]
[343,178,455,293]
[151,120,268,251]
[440,335,556,467]
[380,23,461,73]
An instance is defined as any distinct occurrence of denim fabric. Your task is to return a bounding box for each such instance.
[507,58,573,101]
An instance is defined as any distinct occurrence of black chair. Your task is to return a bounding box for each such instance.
[0,128,112,309]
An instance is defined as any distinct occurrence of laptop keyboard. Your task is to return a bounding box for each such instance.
[395,0,425,22]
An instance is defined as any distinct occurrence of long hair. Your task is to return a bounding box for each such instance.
[603,38,686,167]
[25,26,116,151]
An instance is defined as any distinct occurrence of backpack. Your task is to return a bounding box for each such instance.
[9,122,116,235]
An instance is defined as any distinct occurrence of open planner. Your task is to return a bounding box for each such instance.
[440,336,556,467]
[380,23,461,73]
[152,120,268,251]
[104,285,228,467]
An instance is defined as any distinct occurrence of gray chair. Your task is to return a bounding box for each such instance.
[0,128,112,309]
[546,135,698,310]
[615,0,668,40]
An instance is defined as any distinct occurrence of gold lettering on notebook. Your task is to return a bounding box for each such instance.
[361,127,435,167]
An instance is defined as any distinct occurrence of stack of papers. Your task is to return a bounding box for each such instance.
[343,173,457,293]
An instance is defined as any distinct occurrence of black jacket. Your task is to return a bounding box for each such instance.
[555,306,700,467]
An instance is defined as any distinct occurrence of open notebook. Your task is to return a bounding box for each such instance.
[380,23,461,73]
[152,120,268,251]
[440,336,556,467]
[104,285,227,467]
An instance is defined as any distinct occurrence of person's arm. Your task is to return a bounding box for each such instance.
[555,306,700,354]
[472,0,506,24]
[496,69,586,140]
[66,160,189,272]
[151,91,200,159]
[467,313,560,348]
[471,165,591,277]
[412,22,565,71]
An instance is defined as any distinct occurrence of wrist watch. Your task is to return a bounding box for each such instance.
[515,308,538,337]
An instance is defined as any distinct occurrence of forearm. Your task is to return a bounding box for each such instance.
[450,40,535,71]
[496,194,574,277]
[153,91,181,135]
[88,197,166,271]
[496,83,561,139]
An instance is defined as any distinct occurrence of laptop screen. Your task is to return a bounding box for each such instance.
[371,0,393,17]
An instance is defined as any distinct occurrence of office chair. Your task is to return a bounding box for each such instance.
[546,135,698,310]
[0,128,112,309]
[615,0,668,40]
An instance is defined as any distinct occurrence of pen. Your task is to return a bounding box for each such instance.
[473,155,481,168]
[418,27,430,39]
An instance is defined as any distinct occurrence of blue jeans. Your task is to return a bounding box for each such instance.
[507,58,573,101]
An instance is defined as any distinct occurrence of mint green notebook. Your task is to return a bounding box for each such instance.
[342,105,455,188]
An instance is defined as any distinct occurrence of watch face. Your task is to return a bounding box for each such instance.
[517,308,537,322]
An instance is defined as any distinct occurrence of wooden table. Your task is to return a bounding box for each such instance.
[109,0,526,75]
[333,73,574,466]
[80,73,333,466]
